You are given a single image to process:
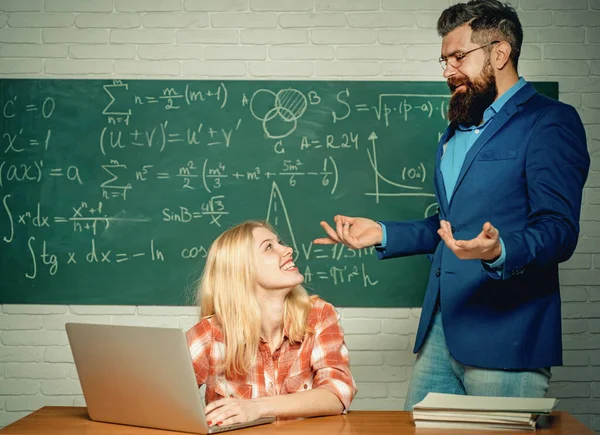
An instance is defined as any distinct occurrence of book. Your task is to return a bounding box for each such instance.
[412,393,558,431]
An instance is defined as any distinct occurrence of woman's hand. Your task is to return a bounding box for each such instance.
[205,397,262,427]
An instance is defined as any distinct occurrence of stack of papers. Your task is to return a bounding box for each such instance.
[412,393,558,431]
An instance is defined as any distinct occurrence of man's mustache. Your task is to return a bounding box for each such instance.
[448,77,470,92]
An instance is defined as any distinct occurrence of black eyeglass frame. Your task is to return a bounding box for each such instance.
[438,41,500,70]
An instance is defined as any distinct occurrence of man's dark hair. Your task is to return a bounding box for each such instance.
[437,0,523,69]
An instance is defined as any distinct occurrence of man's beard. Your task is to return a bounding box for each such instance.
[447,63,497,127]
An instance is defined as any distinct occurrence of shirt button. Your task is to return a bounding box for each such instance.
[303,384,308,389]
[269,382,273,388]
[435,268,441,277]
[229,395,234,398]
[475,129,480,134]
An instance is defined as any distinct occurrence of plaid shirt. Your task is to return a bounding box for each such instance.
[186,298,357,411]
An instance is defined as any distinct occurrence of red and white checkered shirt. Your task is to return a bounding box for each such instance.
[186,297,357,411]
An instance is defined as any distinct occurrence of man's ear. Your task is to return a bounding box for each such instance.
[493,41,512,70]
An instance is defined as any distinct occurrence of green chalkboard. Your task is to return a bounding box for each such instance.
[0,79,558,306]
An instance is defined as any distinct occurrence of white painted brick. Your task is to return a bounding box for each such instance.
[384,350,416,366]
[561,254,593,270]
[564,334,600,351]
[279,13,346,28]
[563,302,600,319]
[561,286,589,302]
[3,306,67,315]
[0,59,42,74]
[520,44,542,60]
[212,13,277,28]
[559,93,582,108]
[248,61,313,77]
[115,0,182,12]
[0,13,6,27]
[184,0,248,12]
[312,29,377,44]
[592,351,600,365]
[41,379,82,395]
[589,140,600,155]
[110,314,181,326]
[2,331,69,346]
[389,381,409,398]
[353,382,388,398]
[520,0,588,10]
[553,367,600,382]
[594,383,600,397]
[179,317,198,331]
[4,363,71,379]
[590,319,600,333]
[591,126,600,140]
[250,0,313,11]
[548,382,591,398]
[405,44,440,61]
[342,308,410,318]
[382,61,442,77]
[379,29,440,44]
[560,270,600,286]
[137,45,202,60]
[110,29,173,44]
[0,29,41,43]
[519,60,589,77]
[0,0,41,12]
[341,319,382,334]
[44,346,74,363]
[0,380,40,395]
[183,61,246,76]
[70,44,136,59]
[589,28,600,44]
[336,45,403,60]
[593,0,600,9]
[45,0,113,12]
[142,13,208,28]
[0,43,66,58]
[75,13,141,29]
[562,319,588,334]
[73,396,86,406]
[524,28,585,43]
[270,45,334,60]
[0,315,43,330]
[45,60,112,75]
[7,13,74,27]
[559,398,600,414]
[383,0,447,10]
[563,350,590,366]
[545,44,600,60]
[348,350,384,365]
[316,0,379,11]
[6,396,73,412]
[0,347,43,363]
[351,365,406,382]
[177,30,239,44]
[415,12,439,29]
[584,94,600,110]
[315,61,380,77]
[559,78,600,94]
[204,45,265,60]
[43,29,108,43]
[382,319,418,335]
[348,13,413,28]
[351,397,404,411]
[578,110,600,128]
[519,11,552,27]
[555,12,600,27]
[345,334,409,350]
[241,29,308,45]
[588,189,600,205]
[43,315,112,330]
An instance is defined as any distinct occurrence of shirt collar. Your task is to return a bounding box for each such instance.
[457,76,527,131]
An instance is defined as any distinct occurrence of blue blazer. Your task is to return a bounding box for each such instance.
[378,83,589,369]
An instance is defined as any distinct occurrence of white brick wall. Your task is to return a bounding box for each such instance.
[0,0,598,433]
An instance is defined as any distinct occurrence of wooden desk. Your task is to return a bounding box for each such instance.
[0,407,594,435]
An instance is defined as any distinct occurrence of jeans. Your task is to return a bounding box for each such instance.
[404,309,551,410]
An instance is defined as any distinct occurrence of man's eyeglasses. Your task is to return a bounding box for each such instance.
[439,41,500,70]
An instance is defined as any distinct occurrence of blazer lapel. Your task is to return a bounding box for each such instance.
[448,83,538,204]
[435,126,453,216]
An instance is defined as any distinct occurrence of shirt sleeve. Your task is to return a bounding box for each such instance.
[185,319,213,386]
[310,301,358,411]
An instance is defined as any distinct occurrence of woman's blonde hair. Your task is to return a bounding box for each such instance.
[197,220,313,377]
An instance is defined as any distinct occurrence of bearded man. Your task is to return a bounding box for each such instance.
[315,0,590,408]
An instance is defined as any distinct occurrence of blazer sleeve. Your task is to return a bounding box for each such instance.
[501,104,590,278]
[377,213,441,259]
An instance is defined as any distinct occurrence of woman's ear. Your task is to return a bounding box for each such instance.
[493,41,512,70]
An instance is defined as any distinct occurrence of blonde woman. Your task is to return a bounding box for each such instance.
[186,221,357,427]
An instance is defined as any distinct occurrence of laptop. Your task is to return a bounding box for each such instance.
[66,323,275,434]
